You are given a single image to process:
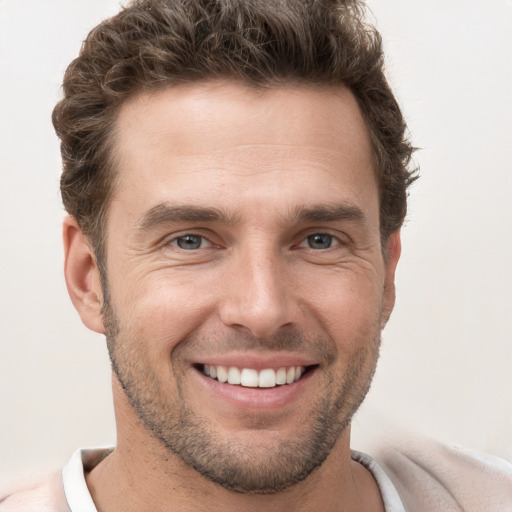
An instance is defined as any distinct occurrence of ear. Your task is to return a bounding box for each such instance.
[63,216,105,334]
[381,230,401,328]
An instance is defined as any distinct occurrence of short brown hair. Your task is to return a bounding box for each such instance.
[53,0,417,265]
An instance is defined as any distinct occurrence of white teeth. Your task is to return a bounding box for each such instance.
[203,364,306,388]
[216,366,228,383]
[258,368,276,387]
[240,368,259,387]
[276,367,287,385]
[227,367,241,385]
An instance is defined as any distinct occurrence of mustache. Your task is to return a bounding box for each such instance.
[180,330,338,366]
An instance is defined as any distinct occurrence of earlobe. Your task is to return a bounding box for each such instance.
[63,216,105,334]
[381,230,402,328]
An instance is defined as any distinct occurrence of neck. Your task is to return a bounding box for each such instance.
[85,424,384,512]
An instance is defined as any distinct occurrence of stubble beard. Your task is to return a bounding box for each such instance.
[102,299,381,494]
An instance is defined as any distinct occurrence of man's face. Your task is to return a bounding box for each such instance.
[99,82,399,492]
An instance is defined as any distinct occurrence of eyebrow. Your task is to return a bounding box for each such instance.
[136,203,241,232]
[136,201,367,233]
[292,203,366,224]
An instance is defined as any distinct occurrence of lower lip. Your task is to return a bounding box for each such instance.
[192,367,316,411]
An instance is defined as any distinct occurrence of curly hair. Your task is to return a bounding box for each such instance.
[52,0,417,267]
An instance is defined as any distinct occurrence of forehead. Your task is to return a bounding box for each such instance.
[111,81,377,226]
[115,81,373,162]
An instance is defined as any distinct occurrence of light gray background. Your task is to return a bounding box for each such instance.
[1,0,511,484]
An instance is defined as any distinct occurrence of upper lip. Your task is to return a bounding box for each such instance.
[190,352,318,371]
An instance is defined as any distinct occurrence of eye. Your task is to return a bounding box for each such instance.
[171,234,209,250]
[301,233,337,250]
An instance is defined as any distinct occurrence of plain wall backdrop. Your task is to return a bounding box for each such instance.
[1,0,511,483]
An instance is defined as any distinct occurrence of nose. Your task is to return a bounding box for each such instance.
[219,246,300,339]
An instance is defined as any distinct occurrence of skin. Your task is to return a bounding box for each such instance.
[64,81,401,512]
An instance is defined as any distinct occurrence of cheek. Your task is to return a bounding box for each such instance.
[115,271,219,355]
[300,268,385,346]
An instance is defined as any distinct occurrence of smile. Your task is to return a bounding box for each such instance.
[201,364,307,388]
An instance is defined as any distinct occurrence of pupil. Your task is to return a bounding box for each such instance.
[177,235,202,250]
[308,234,332,249]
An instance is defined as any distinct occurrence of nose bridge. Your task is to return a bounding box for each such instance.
[220,240,297,338]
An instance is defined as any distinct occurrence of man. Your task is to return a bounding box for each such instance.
[1,0,511,511]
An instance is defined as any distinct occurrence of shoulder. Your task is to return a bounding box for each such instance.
[375,437,512,512]
[0,472,69,512]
